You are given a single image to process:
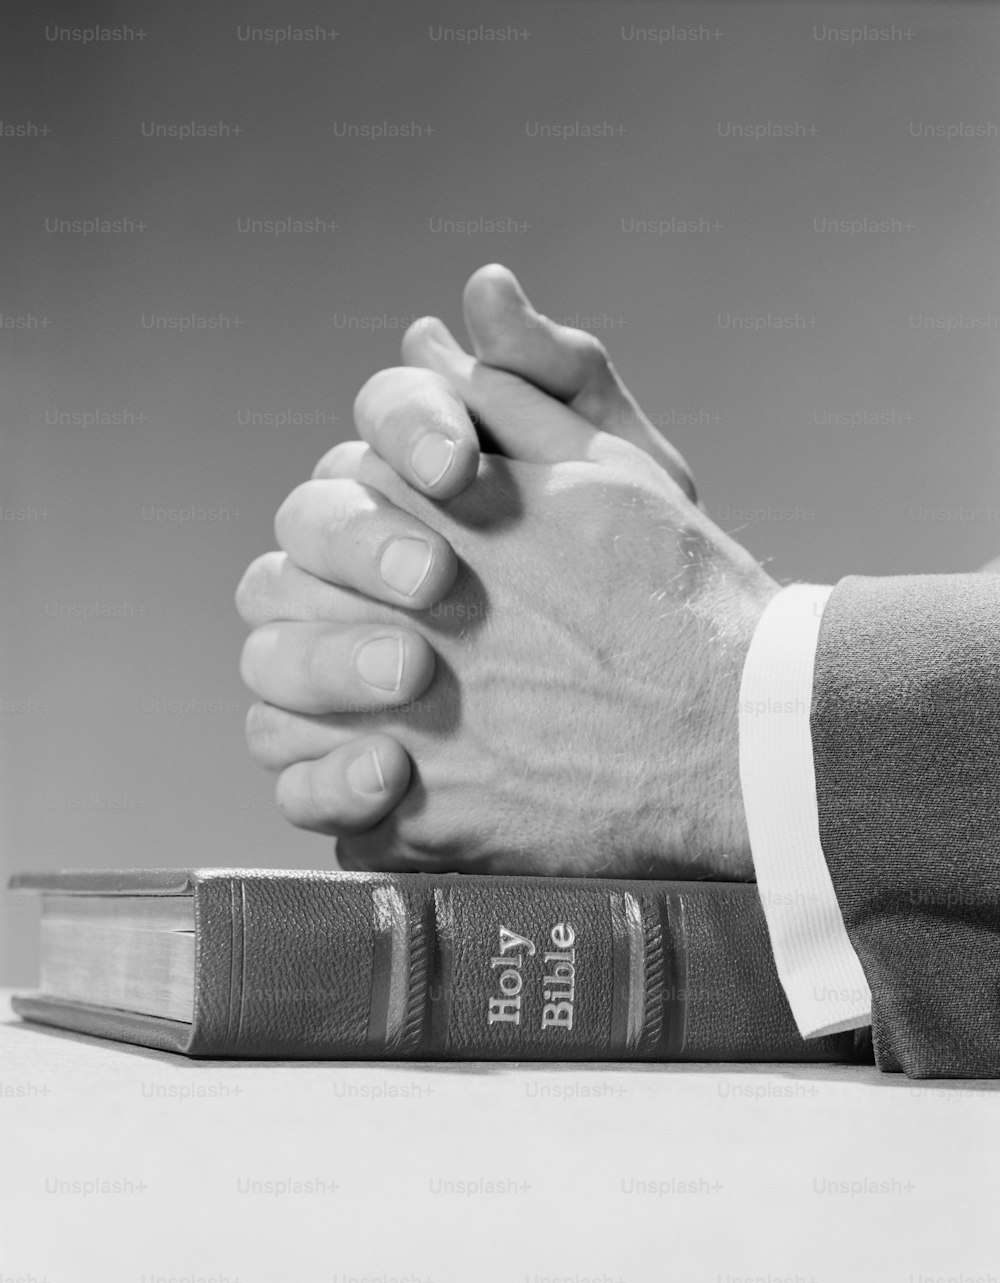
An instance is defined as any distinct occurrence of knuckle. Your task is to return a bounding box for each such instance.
[273,479,314,546]
[276,760,327,827]
[274,768,303,823]
[354,366,407,425]
[234,551,284,623]
[244,702,281,765]
[277,477,372,561]
[312,440,370,479]
[238,629,265,693]
[320,479,372,540]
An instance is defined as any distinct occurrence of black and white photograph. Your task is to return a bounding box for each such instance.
[3,1,999,1279]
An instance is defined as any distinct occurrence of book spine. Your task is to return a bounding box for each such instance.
[188,874,867,1063]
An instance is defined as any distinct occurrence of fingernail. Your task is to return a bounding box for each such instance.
[380,537,433,598]
[355,635,404,692]
[346,748,386,795]
[411,433,456,488]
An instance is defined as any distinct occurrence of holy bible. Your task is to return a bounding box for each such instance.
[10,868,873,1063]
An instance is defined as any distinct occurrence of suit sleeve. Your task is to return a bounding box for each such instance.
[811,573,1000,1077]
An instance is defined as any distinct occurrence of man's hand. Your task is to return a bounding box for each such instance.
[236,266,696,842]
[237,277,778,878]
[368,264,698,504]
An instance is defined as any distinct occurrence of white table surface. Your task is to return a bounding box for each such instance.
[3,990,998,1283]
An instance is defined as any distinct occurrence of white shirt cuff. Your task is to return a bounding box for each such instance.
[738,583,873,1039]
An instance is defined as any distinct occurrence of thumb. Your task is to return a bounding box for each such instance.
[460,264,696,500]
[401,315,615,466]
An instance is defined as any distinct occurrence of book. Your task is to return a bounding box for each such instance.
[9,868,873,1063]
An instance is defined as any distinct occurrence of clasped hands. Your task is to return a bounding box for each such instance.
[236,266,777,880]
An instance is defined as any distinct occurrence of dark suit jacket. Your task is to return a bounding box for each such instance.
[812,573,1000,1077]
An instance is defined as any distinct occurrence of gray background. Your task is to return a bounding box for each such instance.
[3,0,999,982]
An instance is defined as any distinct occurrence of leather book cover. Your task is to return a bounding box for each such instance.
[10,868,873,1063]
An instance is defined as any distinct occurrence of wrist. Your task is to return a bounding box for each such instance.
[676,557,780,880]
